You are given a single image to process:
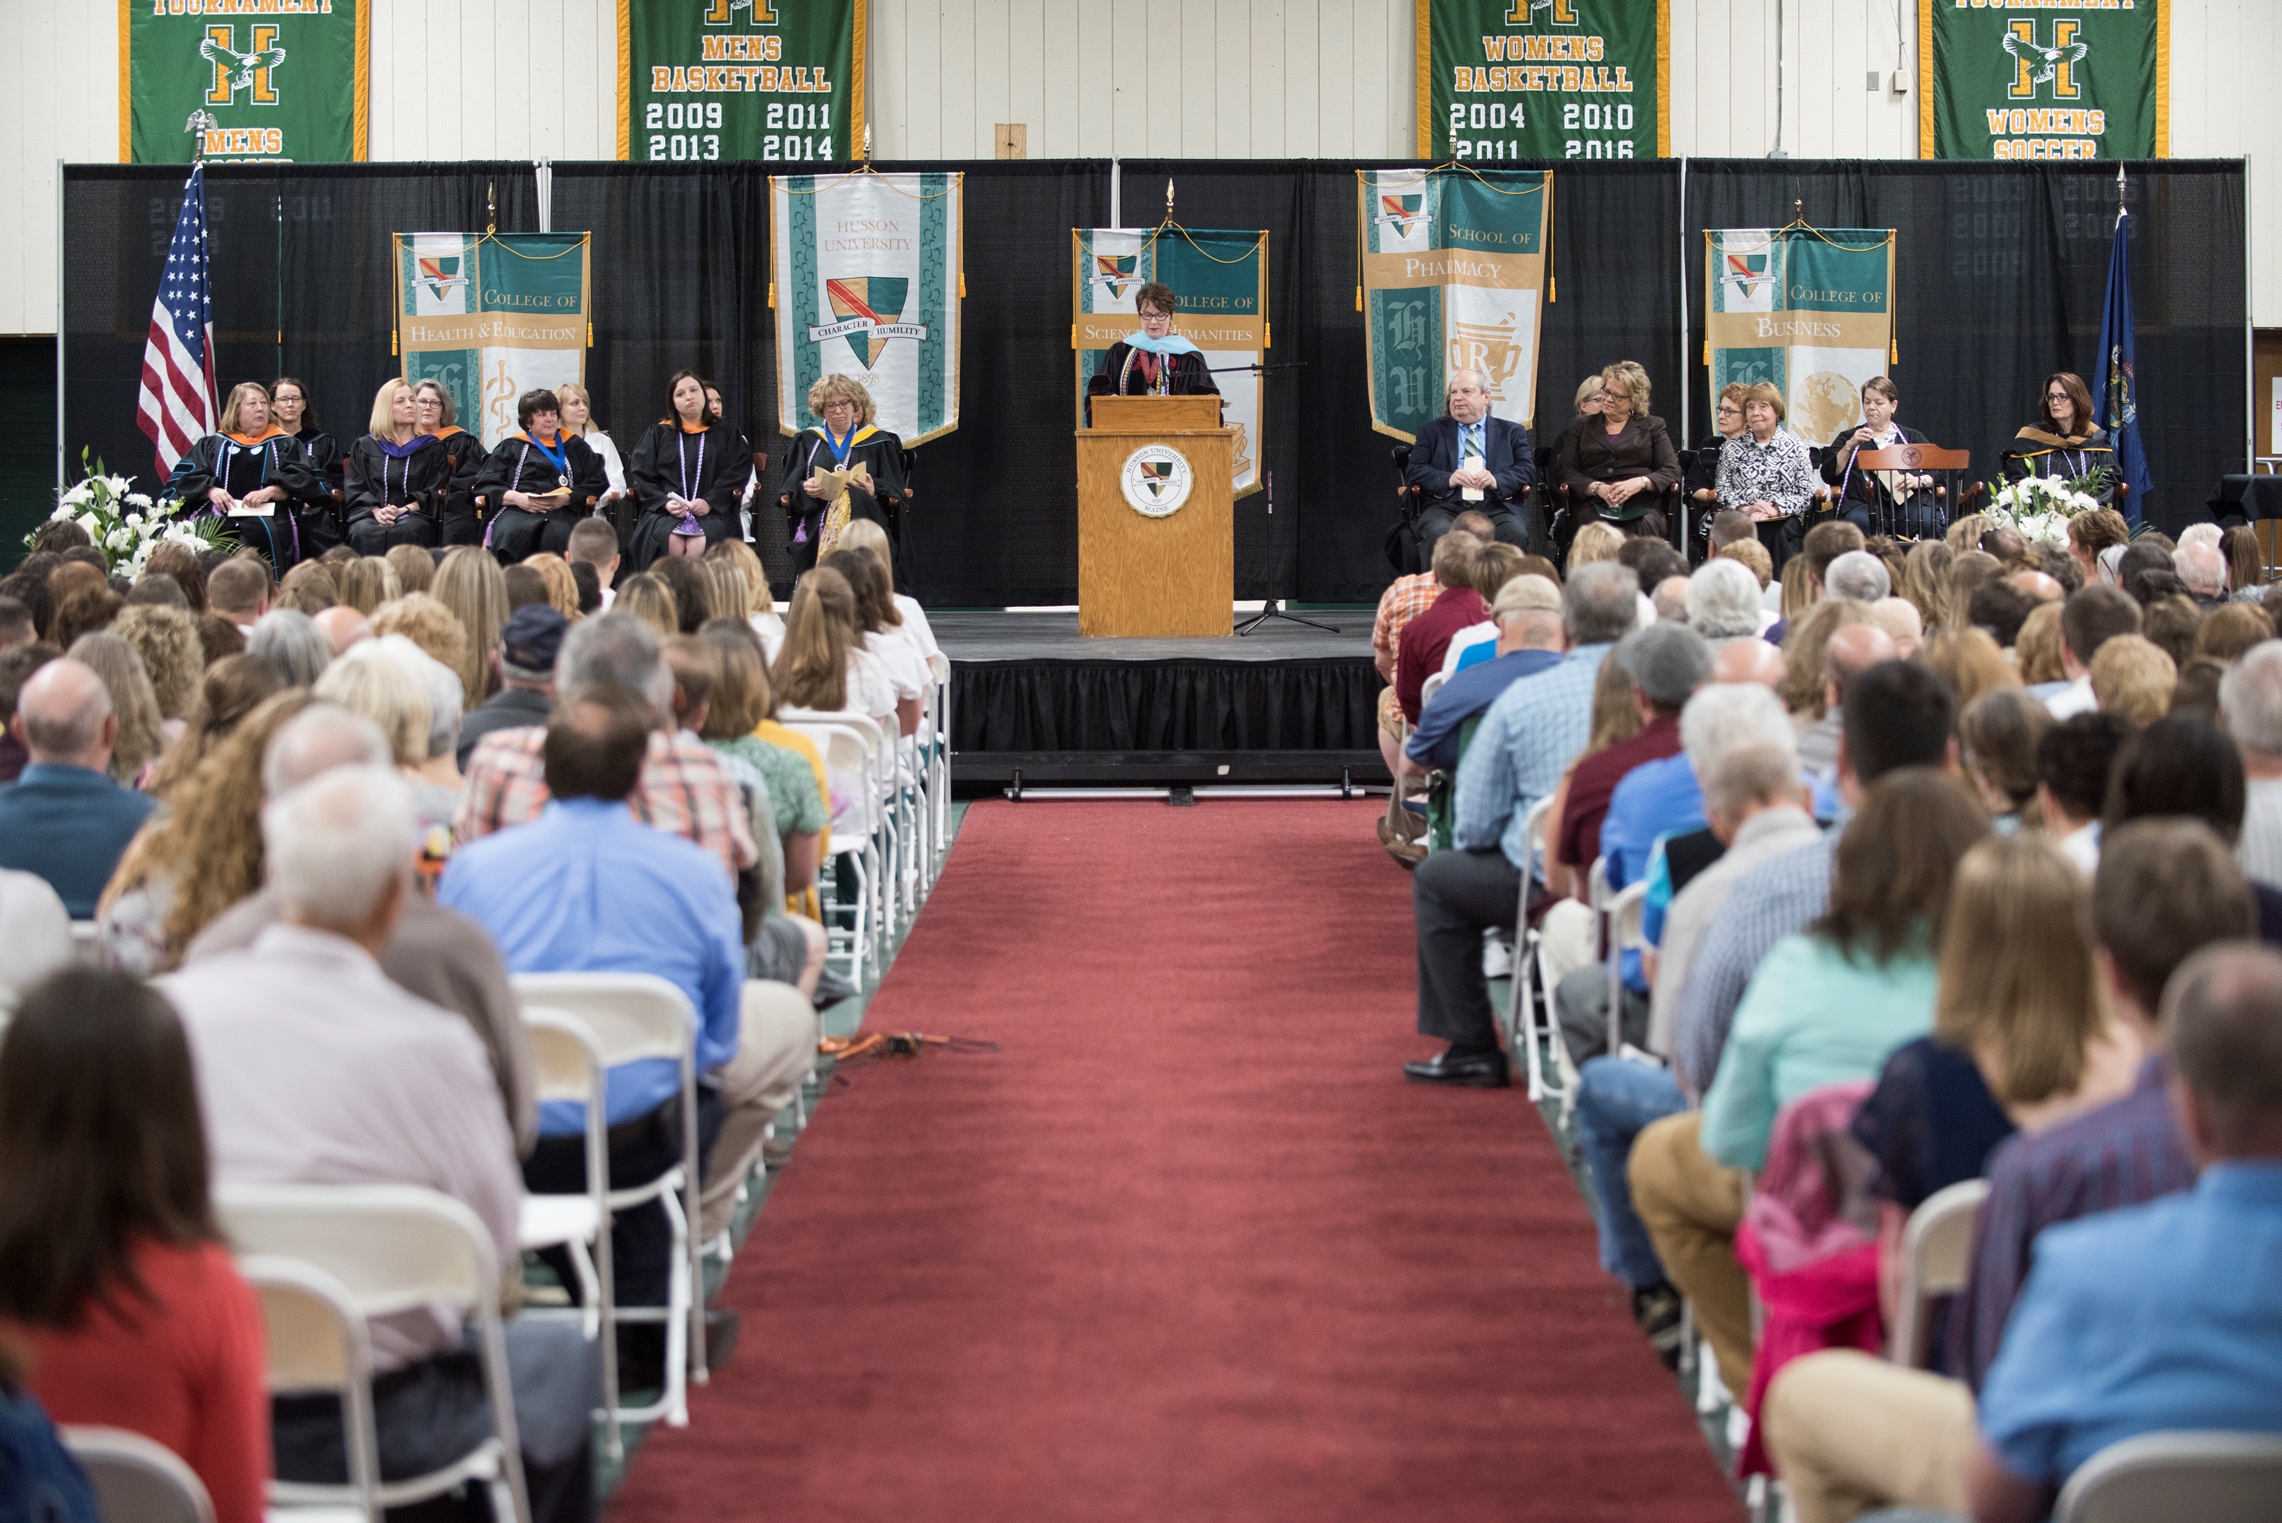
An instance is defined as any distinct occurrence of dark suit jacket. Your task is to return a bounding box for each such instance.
[0,763,159,918]
[1404,414,1536,506]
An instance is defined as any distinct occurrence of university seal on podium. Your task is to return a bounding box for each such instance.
[1119,445,1193,518]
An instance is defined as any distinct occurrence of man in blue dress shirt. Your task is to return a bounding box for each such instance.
[0,659,158,917]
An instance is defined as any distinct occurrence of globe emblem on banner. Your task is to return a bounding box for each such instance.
[1119,445,1193,517]
[1793,372,1863,444]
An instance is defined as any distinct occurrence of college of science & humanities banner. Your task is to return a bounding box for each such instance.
[394,234,591,449]
[772,172,962,445]
[1359,167,1550,442]
[621,0,864,164]
[1705,228,1896,448]
[1072,227,1267,497]
[1420,0,1668,162]
[1920,0,2167,160]
[124,0,368,163]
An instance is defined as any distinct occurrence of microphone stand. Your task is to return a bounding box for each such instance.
[1187,360,1335,636]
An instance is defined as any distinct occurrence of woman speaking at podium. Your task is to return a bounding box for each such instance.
[779,374,908,575]
[1085,282,1220,418]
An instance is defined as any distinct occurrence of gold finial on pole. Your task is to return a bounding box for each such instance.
[486,181,497,236]
[1165,178,1175,220]
[1449,125,1458,162]
[863,124,873,161]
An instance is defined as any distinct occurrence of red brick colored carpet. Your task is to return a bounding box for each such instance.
[613,799,1742,1522]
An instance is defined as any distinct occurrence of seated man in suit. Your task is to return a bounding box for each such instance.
[1404,369,1536,559]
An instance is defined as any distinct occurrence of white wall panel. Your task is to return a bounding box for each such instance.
[3,0,119,334]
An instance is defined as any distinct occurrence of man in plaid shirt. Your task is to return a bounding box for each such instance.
[457,614,757,882]
[1375,512,1496,800]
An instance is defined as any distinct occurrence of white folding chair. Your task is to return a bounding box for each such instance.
[1604,878,1649,1059]
[63,1426,216,1523]
[70,920,100,966]
[1506,797,1562,1101]
[2057,1431,2282,1523]
[515,1009,621,1459]
[926,650,952,863]
[509,972,705,1426]
[216,1186,530,1523]
[236,1253,379,1523]
[780,711,888,979]
[1887,1178,1990,1369]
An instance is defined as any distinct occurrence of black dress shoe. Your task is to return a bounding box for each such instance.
[1402,1048,1511,1087]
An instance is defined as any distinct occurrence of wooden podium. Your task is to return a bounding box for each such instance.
[1075,394,1234,637]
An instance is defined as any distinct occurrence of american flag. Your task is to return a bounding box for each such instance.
[135,165,218,483]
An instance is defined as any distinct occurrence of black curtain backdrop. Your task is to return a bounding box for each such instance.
[59,158,2243,604]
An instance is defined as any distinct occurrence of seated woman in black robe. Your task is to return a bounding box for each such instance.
[412,379,490,545]
[2000,371,2115,505]
[1822,375,1942,539]
[165,381,318,572]
[1083,281,1220,422]
[344,378,454,553]
[625,370,753,572]
[470,388,606,562]
[269,375,345,553]
[776,374,908,576]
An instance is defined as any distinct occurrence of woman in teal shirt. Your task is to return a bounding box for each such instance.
[1700,770,1990,1171]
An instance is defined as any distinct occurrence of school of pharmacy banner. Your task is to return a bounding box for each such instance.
[1705,227,1895,447]
[621,0,864,165]
[1071,227,1267,497]
[1919,0,2166,160]
[1419,0,1667,162]
[124,0,368,163]
[394,233,591,449]
[772,172,961,445]
[1359,167,1550,442]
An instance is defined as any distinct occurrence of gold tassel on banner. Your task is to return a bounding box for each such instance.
[391,327,398,357]
[1703,338,1711,365]
[588,324,594,348]
[1890,336,1899,364]
[1355,285,1362,312]
[767,282,775,309]
[959,272,966,298]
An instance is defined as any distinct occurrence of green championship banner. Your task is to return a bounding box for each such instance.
[1705,227,1896,447]
[1072,227,1267,496]
[394,234,591,448]
[1920,0,2167,160]
[1419,0,1668,162]
[621,0,865,164]
[1359,167,1550,441]
[124,0,367,163]
[771,172,962,445]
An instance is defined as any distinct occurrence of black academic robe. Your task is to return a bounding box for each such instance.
[429,428,490,545]
[292,426,348,552]
[471,430,607,562]
[1822,422,1941,537]
[1084,343,1219,422]
[165,431,319,571]
[625,420,755,572]
[775,426,908,575]
[344,433,458,552]
[2001,424,2116,506]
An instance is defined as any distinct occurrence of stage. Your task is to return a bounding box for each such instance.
[935,609,1389,793]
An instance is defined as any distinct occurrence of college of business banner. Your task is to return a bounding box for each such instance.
[1419,0,1667,162]
[1705,228,1896,447]
[394,234,591,449]
[1072,227,1266,496]
[772,172,962,445]
[1359,167,1550,441]
[124,0,367,163]
[621,0,864,164]
[1920,0,2167,160]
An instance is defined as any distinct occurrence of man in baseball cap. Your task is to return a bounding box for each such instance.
[456,603,568,769]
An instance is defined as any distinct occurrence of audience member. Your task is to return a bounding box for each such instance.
[1710,637,1785,690]
[0,968,267,1523]
[112,604,203,737]
[333,555,399,615]
[125,575,188,611]
[1957,689,2051,831]
[1966,579,2036,648]
[2194,601,2272,664]
[246,608,330,687]
[612,572,679,640]
[0,660,159,916]
[1898,541,1953,634]
[2087,633,2175,727]
[51,585,122,649]
[145,654,286,799]
[204,557,269,634]
[2221,641,2282,887]
[1795,619,1896,780]
[1823,550,1889,605]
[0,643,56,783]
[1719,537,1774,597]
[1394,532,1488,725]
[195,611,246,666]
[522,553,583,623]
[384,541,436,596]
[140,543,208,613]
[1685,557,1765,642]
[566,517,622,609]
[369,590,469,683]
[0,575,53,645]
[460,603,565,768]
[310,604,370,656]
[2135,593,2200,671]
[432,546,509,706]
[1925,628,2023,712]
[2014,603,2068,698]
[503,562,551,612]
[1777,598,1874,731]
[2035,711,2127,875]
[65,631,166,786]
[2045,585,2142,719]
[2174,540,2229,610]
[1406,575,1567,774]
[1865,596,1922,660]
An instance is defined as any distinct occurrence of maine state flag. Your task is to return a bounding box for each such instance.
[2095,213,2155,527]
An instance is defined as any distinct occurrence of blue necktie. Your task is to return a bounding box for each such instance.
[1463,423,1482,462]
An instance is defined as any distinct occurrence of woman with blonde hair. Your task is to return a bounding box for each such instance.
[1942,550,2005,635]
[65,632,167,788]
[111,604,205,735]
[312,641,460,859]
[1777,599,1875,721]
[344,378,450,553]
[704,539,783,655]
[553,381,627,518]
[820,547,924,737]
[2090,634,2177,726]
[1923,627,2022,710]
[697,618,830,958]
[771,567,878,829]
[2015,601,2069,696]
[384,542,434,595]
[836,516,938,656]
[521,552,583,622]
[369,592,470,692]
[95,690,313,975]
[430,545,507,704]
[163,380,317,572]
[1559,360,1679,543]
[332,554,400,616]
[1898,539,1953,633]
[776,373,908,574]
[612,573,680,640]
[1569,520,1624,567]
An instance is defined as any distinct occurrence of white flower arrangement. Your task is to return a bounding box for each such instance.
[29,450,236,573]
[1983,471,2110,548]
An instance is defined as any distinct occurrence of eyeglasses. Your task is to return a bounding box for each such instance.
[2047,391,2072,401]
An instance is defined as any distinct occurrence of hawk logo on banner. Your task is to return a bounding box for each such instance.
[417,257,467,303]
[814,277,927,369]
[1508,0,1580,28]
[1374,194,1428,233]
[2003,22,2088,99]
[199,29,286,105]
[1091,254,1139,301]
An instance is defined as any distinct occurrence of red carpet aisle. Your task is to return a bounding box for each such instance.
[614,801,1742,1522]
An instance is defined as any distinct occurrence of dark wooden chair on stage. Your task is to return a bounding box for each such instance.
[1384,444,1542,574]
[1852,443,1981,541]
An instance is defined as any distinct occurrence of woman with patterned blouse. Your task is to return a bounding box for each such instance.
[1717,382,1818,569]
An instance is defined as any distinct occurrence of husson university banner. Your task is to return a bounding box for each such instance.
[1072,227,1267,496]
[1705,228,1896,449]
[1360,167,1550,442]
[1920,0,2167,160]
[395,234,592,450]
[772,172,963,446]
[1421,0,1668,161]
[622,0,865,164]
[125,0,368,163]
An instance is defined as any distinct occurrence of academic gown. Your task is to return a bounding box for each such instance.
[292,426,348,552]
[166,430,319,572]
[343,433,456,552]
[625,420,754,572]
[2000,424,2116,506]
[471,430,606,562]
[428,427,490,545]
[776,425,908,575]
[1084,342,1219,421]
[1822,422,1942,538]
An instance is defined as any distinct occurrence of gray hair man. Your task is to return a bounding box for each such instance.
[0,659,158,917]
[246,607,331,687]
[1824,549,1892,604]
[2175,541,2228,606]
[2221,640,2282,885]
[1686,556,1767,642]
[1400,365,1540,559]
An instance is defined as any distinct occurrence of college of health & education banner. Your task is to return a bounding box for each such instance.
[1920,0,2167,160]
[621,0,864,164]
[124,0,368,163]
[772,172,962,445]
[1072,227,1267,496]
[394,234,591,449]
[1419,0,1667,161]
[1359,166,1550,442]
[1705,227,1896,446]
